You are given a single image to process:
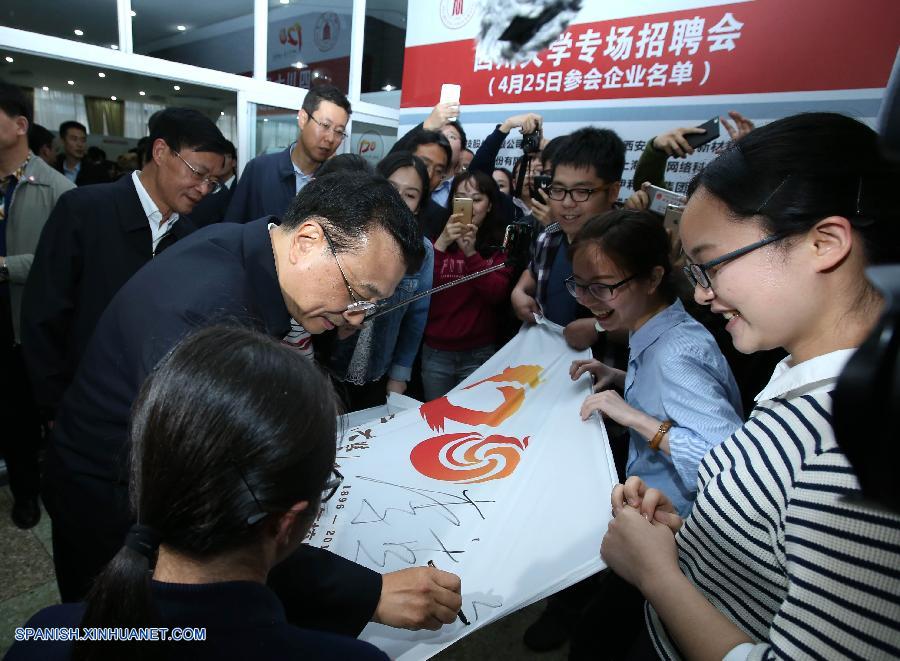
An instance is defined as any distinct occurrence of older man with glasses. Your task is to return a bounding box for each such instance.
[22,107,229,429]
[225,84,352,223]
[40,171,463,640]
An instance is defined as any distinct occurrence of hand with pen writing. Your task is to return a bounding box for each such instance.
[373,566,462,630]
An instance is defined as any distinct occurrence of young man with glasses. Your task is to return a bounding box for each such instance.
[511,127,626,350]
[40,173,462,640]
[22,107,229,426]
[225,84,352,223]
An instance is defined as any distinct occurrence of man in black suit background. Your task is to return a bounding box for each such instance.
[52,120,111,187]
[22,108,228,423]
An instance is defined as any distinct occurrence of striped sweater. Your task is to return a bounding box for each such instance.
[648,356,900,660]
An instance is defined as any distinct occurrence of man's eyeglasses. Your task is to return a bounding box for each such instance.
[172,150,223,194]
[682,233,786,290]
[321,468,344,503]
[546,185,608,203]
[307,114,348,142]
[321,230,377,316]
[565,274,638,302]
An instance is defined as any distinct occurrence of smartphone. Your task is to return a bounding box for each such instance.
[685,117,720,149]
[453,197,473,224]
[663,204,685,232]
[646,184,686,215]
[440,83,461,120]
[531,174,551,201]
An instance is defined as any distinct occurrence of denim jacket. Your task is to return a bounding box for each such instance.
[329,239,434,383]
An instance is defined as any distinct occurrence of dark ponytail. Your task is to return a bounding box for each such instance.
[73,326,338,660]
[688,112,900,265]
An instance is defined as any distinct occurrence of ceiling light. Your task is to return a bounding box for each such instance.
[74,29,84,36]
[98,72,106,78]
[4,56,13,63]
[292,61,305,69]
[110,44,119,50]
[280,0,290,4]
[176,25,187,31]
[130,10,136,17]
[42,86,49,91]
[220,111,225,116]
[381,83,395,92]
[263,118,269,122]
[67,80,75,85]
[173,85,181,91]
[110,95,117,101]
[139,90,146,96]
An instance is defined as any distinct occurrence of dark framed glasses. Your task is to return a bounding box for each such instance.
[565,274,638,301]
[682,233,786,290]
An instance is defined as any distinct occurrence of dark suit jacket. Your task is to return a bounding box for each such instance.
[21,174,196,418]
[53,154,112,187]
[43,218,382,636]
[224,147,297,222]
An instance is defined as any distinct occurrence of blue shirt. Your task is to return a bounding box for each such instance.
[431,178,451,207]
[623,299,743,517]
[540,234,580,326]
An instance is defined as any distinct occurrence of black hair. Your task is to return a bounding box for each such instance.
[688,112,900,266]
[28,123,54,154]
[492,167,513,191]
[316,153,373,178]
[224,139,237,160]
[376,151,431,214]
[570,209,677,304]
[59,120,86,139]
[541,135,567,170]
[0,80,33,128]
[145,107,229,163]
[74,326,337,661]
[444,120,468,151]
[398,129,452,171]
[86,146,106,162]
[301,83,352,117]
[552,127,626,184]
[449,169,507,257]
[282,171,425,274]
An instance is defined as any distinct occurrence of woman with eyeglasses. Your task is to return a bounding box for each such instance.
[421,170,514,400]
[600,113,900,660]
[7,326,387,661]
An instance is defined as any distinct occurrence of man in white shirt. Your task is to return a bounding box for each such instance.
[22,107,229,424]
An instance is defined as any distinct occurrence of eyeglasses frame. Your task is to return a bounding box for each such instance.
[321,229,377,316]
[565,273,639,301]
[172,149,223,194]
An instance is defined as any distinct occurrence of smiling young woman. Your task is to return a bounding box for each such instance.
[600,113,900,660]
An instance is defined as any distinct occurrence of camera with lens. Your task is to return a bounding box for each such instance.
[503,221,535,268]
[521,129,542,155]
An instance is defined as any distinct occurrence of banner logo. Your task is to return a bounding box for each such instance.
[439,0,477,29]
[315,12,341,51]
[278,22,302,51]
[410,432,529,483]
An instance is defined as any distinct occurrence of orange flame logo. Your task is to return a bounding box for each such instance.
[410,432,529,484]
[419,364,542,432]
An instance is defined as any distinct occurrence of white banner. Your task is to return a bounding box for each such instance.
[308,320,618,660]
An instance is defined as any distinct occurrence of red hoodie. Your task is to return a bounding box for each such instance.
[424,246,514,351]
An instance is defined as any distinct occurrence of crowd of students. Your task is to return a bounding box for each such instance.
[1,75,899,660]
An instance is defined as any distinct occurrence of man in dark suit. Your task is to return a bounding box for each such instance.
[187,139,237,228]
[22,108,229,423]
[224,84,351,222]
[43,171,461,635]
[52,120,111,187]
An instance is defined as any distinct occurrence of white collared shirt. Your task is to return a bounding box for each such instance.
[132,170,179,253]
[754,348,856,403]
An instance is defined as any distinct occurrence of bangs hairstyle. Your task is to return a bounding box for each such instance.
[377,151,431,208]
[570,209,676,303]
[688,112,900,265]
[449,169,507,257]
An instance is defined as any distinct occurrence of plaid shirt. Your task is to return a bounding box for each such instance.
[528,222,566,310]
